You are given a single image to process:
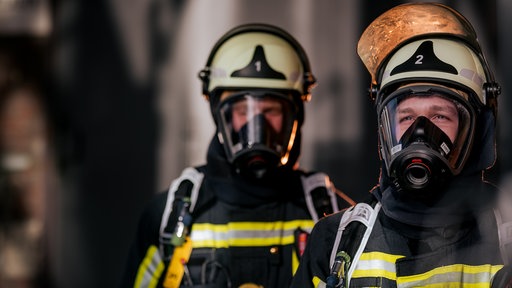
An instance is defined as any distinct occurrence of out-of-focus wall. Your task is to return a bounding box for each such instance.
[0,1,54,287]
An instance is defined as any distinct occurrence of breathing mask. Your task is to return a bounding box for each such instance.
[215,90,299,179]
[199,24,317,176]
[378,85,474,199]
[356,3,501,205]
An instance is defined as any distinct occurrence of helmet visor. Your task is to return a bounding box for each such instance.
[378,85,474,175]
[217,90,299,166]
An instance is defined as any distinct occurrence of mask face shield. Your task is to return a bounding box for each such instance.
[215,90,299,178]
[378,85,475,195]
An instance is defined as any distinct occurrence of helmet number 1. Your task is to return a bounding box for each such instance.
[415,55,424,65]
[255,61,261,72]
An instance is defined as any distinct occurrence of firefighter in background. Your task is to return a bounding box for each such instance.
[0,47,51,287]
[291,3,510,287]
[120,23,354,288]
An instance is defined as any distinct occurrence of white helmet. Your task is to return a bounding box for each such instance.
[199,23,316,103]
[198,23,316,177]
[380,38,487,104]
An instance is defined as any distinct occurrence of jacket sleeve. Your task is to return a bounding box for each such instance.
[118,192,169,288]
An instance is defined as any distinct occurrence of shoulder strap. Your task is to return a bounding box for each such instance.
[494,207,512,265]
[301,172,341,222]
[159,167,204,260]
[491,182,512,265]
[326,198,381,288]
[494,202,512,264]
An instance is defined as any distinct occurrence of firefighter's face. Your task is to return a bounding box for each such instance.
[394,95,459,143]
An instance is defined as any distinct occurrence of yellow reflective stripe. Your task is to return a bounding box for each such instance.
[193,220,314,231]
[292,247,300,275]
[359,251,404,262]
[134,245,165,288]
[352,251,404,280]
[398,283,485,288]
[312,275,324,287]
[352,252,503,287]
[190,220,314,248]
[398,264,504,287]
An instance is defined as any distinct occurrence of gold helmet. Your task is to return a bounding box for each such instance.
[357,3,501,194]
[358,2,500,109]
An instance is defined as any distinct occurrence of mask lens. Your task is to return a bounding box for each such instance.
[379,85,473,177]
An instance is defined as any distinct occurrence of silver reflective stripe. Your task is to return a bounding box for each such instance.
[134,245,165,288]
[192,227,294,241]
[312,276,327,288]
[351,252,403,281]
[352,253,503,287]
[356,258,396,275]
[190,220,315,247]
[191,228,297,241]
[397,265,500,287]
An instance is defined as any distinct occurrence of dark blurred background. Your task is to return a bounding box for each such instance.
[0,0,510,287]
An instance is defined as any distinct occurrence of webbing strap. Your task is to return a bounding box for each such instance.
[328,201,381,287]
[494,185,512,265]
[159,167,204,258]
[495,208,512,265]
[302,172,340,222]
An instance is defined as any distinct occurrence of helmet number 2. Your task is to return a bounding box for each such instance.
[415,55,424,65]
[255,61,262,72]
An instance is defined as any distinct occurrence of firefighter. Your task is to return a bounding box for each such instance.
[291,3,508,287]
[120,23,354,288]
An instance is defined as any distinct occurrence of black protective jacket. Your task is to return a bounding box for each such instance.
[291,175,505,287]
[120,137,352,287]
